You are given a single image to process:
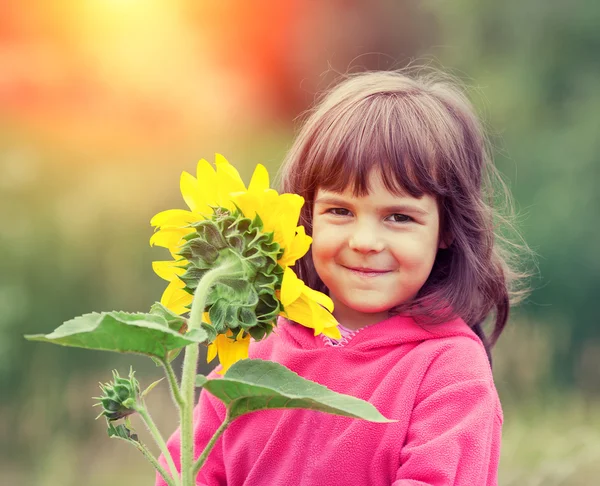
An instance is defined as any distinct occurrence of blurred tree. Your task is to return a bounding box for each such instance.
[424,0,600,386]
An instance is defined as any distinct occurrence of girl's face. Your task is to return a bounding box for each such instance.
[312,169,445,330]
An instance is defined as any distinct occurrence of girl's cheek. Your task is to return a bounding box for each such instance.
[402,242,438,268]
[313,224,341,246]
[326,233,348,254]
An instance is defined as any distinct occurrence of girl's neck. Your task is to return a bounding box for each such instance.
[333,307,391,331]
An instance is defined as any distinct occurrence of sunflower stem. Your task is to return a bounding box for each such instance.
[135,405,181,486]
[180,260,242,486]
[160,358,184,409]
[192,413,232,476]
[133,437,178,486]
[180,343,199,486]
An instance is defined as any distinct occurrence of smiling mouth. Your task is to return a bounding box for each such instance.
[343,266,392,277]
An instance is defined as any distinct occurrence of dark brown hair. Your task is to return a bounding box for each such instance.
[276,69,531,361]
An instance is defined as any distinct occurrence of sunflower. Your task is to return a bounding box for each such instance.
[150,154,340,373]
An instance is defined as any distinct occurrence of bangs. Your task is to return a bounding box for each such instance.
[303,93,448,199]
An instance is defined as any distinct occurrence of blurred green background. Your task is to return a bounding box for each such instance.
[1,0,599,484]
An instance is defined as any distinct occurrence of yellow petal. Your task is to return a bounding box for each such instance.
[308,299,340,333]
[282,290,329,335]
[280,296,322,333]
[278,226,312,268]
[279,273,339,336]
[321,324,342,340]
[168,247,183,260]
[152,260,188,281]
[212,330,251,375]
[246,189,277,228]
[196,158,216,185]
[180,171,202,212]
[207,342,217,363]
[215,154,246,206]
[160,279,193,315]
[258,192,304,251]
[149,226,192,250]
[151,209,202,228]
[301,285,334,312]
[230,191,261,220]
[248,164,269,193]
[280,267,304,307]
[274,193,305,248]
[196,159,218,206]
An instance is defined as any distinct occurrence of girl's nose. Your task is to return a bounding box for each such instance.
[348,230,385,254]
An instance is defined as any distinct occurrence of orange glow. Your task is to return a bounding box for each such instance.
[0,0,301,153]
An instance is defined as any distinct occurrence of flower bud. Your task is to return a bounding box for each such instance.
[95,369,140,421]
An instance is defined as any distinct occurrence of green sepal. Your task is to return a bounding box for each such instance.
[179,266,210,291]
[140,378,164,399]
[178,239,219,265]
[191,219,228,249]
[247,322,272,341]
[201,322,218,342]
[254,272,279,290]
[238,307,258,329]
[164,348,183,364]
[208,299,228,333]
[251,212,263,229]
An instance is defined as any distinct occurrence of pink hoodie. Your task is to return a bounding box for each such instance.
[157,314,503,486]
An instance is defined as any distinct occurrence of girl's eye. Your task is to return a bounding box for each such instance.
[326,208,351,216]
[388,213,413,223]
[325,209,412,223]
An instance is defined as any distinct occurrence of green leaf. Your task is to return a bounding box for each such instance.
[195,359,395,422]
[25,311,209,360]
[149,302,188,333]
[107,422,139,443]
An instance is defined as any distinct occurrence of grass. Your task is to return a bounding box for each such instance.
[499,395,600,485]
[4,385,600,485]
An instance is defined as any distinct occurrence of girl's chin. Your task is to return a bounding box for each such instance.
[336,303,393,318]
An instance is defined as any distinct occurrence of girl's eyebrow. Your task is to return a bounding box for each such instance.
[314,196,430,215]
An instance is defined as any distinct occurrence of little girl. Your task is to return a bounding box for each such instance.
[157,70,527,485]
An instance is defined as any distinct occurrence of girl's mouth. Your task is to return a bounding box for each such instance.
[344,266,392,278]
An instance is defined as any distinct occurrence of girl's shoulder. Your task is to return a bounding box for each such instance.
[418,331,493,377]
[413,333,502,416]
